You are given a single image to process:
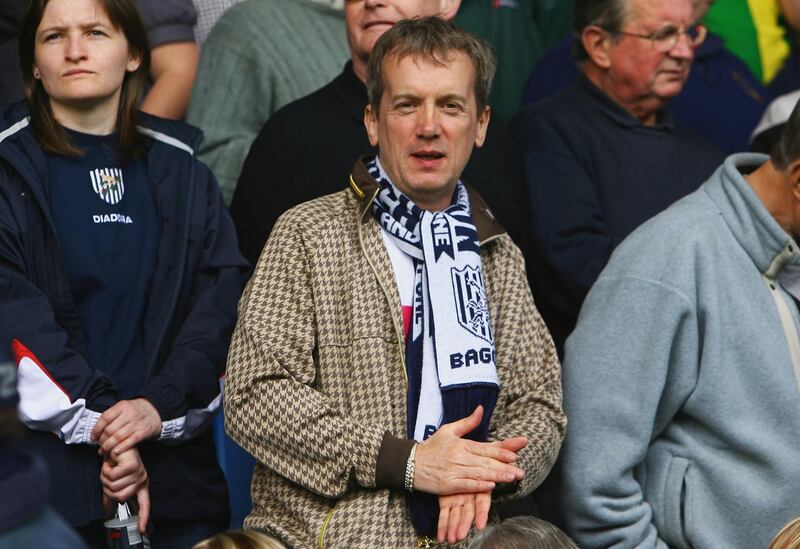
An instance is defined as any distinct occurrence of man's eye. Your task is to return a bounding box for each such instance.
[652,28,678,42]
[396,102,415,111]
[88,30,107,37]
[44,33,61,41]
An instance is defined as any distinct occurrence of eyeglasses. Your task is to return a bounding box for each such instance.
[604,23,707,53]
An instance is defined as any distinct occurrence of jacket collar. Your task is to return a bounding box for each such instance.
[706,153,800,278]
[577,74,674,131]
[348,155,506,244]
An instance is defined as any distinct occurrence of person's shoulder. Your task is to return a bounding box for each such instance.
[670,121,726,161]
[270,78,341,124]
[605,178,723,282]
[518,81,584,116]
[255,76,342,144]
[136,111,203,155]
[273,187,357,237]
[510,82,588,138]
[481,233,524,274]
[0,101,30,141]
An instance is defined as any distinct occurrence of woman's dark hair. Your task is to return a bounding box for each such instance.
[18,0,151,162]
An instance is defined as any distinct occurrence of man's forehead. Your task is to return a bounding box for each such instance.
[382,52,476,98]
[626,0,693,28]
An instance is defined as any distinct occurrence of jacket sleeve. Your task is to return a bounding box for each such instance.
[485,239,566,499]
[510,108,614,320]
[135,0,196,47]
[558,274,698,549]
[139,162,247,443]
[0,174,117,444]
[224,212,391,498]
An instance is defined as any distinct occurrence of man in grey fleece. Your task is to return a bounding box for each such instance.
[559,104,800,547]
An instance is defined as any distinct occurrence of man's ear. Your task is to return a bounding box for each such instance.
[365,103,379,147]
[789,159,800,197]
[474,105,490,148]
[439,0,461,21]
[582,25,613,69]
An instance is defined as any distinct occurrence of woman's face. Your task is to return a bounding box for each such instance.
[33,0,140,121]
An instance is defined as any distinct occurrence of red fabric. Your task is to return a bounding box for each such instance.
[12,338,70,398]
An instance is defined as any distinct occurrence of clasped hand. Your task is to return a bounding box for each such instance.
[413,406,528,544]
[91,398,162,456]
[101,447,150,532]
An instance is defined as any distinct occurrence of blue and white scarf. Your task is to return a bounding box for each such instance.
[368,157,500,534]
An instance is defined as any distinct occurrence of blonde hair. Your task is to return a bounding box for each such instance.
[771,517,800,549]
[192,530,287,549]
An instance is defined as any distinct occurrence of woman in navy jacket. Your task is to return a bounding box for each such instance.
[0,0,247,546]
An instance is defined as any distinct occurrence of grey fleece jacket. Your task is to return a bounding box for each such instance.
[559,153,800,548]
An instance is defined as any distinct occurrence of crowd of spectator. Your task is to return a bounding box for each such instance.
[4,0,800,548]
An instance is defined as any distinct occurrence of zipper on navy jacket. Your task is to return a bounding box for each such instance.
[142,144,196,381]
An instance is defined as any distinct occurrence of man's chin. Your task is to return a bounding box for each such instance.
[655,82,686,101]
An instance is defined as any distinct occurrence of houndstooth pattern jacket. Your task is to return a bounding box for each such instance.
[224,158,566,548]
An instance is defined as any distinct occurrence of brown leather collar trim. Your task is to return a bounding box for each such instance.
[348,155,506,243]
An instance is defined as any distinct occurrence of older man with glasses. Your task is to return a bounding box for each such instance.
[509,0,725,360]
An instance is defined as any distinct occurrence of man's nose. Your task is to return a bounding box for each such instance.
[364,0,388,8]
[416,106,441,138]
[669,32,695,60]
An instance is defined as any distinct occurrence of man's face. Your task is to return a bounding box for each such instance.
[364,51,489,210]
[345,0,445,64]
[606,0,695,115]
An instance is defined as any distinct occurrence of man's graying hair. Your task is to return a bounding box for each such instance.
[572,0,629,60]
[366,17,496,114]
[771,102,800,170]
[467,516,579,549]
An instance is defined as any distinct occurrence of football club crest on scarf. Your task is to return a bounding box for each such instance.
[90,168,125,205]
[452,266,493,342]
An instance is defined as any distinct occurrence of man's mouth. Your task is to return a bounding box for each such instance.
[364,20,395,30]
[412,151,445,160]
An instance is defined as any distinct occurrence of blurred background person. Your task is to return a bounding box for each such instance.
[136,0,199,119]
[186,0,349,205]
[454,0,573,123]
[0,358,85,548]
[521,0,769,155]
[511,0,722,358]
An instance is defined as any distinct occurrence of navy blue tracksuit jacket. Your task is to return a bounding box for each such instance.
[0,102,248,526]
